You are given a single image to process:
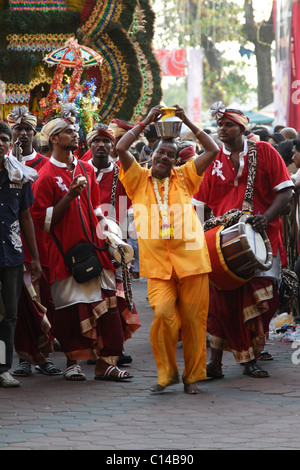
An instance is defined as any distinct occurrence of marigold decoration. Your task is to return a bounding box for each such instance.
[0,0,162,121]
[40,39,100,117]
[40,63,65,118]
[65,39,84,102]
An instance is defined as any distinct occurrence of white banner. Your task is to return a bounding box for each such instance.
[274,0,293,126]
[187,48,203,125]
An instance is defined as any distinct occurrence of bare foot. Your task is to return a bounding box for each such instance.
[184,383,201,394]
[150,384,165,393]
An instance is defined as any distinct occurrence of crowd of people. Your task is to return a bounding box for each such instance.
[0,101,299,394]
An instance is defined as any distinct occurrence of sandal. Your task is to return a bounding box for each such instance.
[64,364,86,381]
[12,361,32,377]
[35,358,62,376]
[94,365,133,382]
[117,353,133,367]
[258,350,273,361]
[206,362,224,379]
[243,361,269,378]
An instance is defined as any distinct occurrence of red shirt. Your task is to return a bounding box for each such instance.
[194,141,293,256]
[80,149,92,161]
[31,157,114,283]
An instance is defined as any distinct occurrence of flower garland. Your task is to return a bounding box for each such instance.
[67,39,84,102]
[39,63,65,118]
[153,177,174,239]
[39,39,84,118]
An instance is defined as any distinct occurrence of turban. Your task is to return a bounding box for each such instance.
[7,105,37,130]
[38,132,49,147]
[178,145,196,162]
[41,117,73,143]
[109,118,133,138]
[210,101,249,130]
[176,145,196,165]
[246,132,260,142]
[86,123,115,146]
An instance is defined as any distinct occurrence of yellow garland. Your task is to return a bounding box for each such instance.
[152,177,174,239]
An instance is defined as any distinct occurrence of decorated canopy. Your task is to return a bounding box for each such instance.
[0,0,162,124]
[43,44,103,68]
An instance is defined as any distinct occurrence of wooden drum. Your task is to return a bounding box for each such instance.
[204,214,273,290]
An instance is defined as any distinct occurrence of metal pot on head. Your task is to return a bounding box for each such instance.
[154,107,182,138]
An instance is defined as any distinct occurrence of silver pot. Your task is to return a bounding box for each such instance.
[154,107,182,138]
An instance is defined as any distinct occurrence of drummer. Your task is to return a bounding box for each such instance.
[193,103,294,379]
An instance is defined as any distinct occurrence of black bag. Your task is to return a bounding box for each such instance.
[64,242,103,284]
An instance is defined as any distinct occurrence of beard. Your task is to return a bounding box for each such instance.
[64,142,78,151]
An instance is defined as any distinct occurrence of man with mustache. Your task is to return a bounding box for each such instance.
[117,104,219,394]
[194,103,294,379]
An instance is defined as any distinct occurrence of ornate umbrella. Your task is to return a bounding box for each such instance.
[43,42,103,68]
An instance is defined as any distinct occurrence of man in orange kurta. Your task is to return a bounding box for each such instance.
[117,104,219,394]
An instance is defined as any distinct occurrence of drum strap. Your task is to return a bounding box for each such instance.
[110,163,119,210]
[242,140,257,214]
[109,163,134,310]
[203,141,257,232]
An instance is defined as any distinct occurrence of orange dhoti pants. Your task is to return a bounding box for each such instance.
[147,272,209,387]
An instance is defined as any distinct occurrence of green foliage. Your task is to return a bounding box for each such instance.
[0,10,81,35]
[153,0,255,107]
[202,58,257,107]
[153,0,243,48]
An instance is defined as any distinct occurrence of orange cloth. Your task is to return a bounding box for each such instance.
[148,272,209,386]
[120,157,210,387]
[119,158,211,279]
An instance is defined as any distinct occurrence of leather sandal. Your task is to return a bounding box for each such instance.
[243,362,269,378]
[94,365,133,381]
[13,361,32,377]
[35,358,62,376]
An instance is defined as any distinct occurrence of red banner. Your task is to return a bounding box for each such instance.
[288,1,300,131]
[154,49,186,77]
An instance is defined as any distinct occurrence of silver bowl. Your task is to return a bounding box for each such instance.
[154,119,182,138]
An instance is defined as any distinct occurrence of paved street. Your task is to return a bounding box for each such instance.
[0,279,300,451]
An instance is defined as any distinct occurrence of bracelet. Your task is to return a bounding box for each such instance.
[194,128,203,139]
[129,129,137,138]
[137,122,146,131]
